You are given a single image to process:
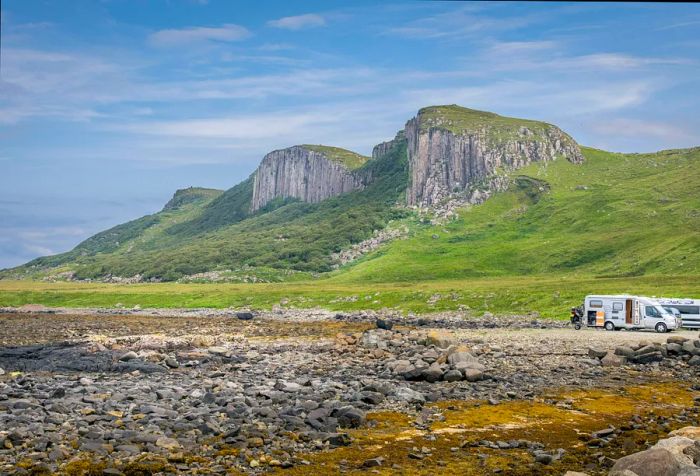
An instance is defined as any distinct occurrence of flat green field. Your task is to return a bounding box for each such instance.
[1,274,698,318]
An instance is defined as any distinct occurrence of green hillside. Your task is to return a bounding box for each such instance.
[333,146,700,283]
[2,140,408,281]
[3,105,699,294]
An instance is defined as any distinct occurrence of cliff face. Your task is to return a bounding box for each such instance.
[404,106,584,207]
[250,146,368,212]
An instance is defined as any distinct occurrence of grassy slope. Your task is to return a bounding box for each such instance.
[332,146,700,283]
[3,141,408,281]
[2,146,698,317]
[301,144,370,170]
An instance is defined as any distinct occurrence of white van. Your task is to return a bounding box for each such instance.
[657,298,700,329]
[583,295,682,333]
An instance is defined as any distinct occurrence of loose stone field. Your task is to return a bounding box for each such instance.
[0,308,698,475]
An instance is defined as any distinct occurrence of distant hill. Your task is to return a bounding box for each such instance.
[3,105,697,283]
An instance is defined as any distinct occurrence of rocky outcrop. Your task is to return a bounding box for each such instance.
[250,146,368,212]
[372,130,405,160]
[404,108,584,207]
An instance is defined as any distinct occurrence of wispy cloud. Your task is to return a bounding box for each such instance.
[148,24,250,47]
[267,14,326,31]
[588,118,692,141]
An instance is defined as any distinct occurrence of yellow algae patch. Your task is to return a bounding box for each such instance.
[271,382,698,476]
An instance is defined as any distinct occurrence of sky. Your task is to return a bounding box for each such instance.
[1,1,699,269]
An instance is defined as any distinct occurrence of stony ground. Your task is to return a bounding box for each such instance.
[0,308,698,475]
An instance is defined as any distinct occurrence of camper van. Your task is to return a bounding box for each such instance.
[583,295,682,333]
[657,298,700,329]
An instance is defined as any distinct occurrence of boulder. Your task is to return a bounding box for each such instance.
[394,387,426,404]
[425,331,458,349]
[668,336,689,345]
[688,356,700,366]
[588,347,608,359]
[376,319,393,331]
[610,448,681,476]
[463,368,484,382]
[443,369,463,382]
[615,346,636,358]
[421,363,444,383]
[666,343,683,355]
[119,351,138,361]
[236,312,254,320]
[601,352,626,367]
[332,406,366,429]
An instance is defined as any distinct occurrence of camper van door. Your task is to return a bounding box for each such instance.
[634,300,642,326]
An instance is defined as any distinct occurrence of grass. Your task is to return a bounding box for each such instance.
[1,274,697,318]
[301,144,370,170]
[416,105,577,147]
[332,146,700,283]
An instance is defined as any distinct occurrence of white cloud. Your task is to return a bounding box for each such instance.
[148,24,250,47]
[587,118,692,141]
[267,14,326,31]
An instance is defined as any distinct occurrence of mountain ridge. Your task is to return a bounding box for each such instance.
[4,105,696,283]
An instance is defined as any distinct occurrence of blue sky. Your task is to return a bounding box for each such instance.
[1,1,699,269]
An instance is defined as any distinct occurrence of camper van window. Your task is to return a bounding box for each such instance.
[675,305,700,315]
[613,302,623,311]
[590,300,603,308]
[645,306,661,318]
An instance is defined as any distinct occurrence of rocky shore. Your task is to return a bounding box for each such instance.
[0,308,698,475]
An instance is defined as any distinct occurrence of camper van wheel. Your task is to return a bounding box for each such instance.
[574,323,581,330]
[604,321,615,331]
[655,322,668,333]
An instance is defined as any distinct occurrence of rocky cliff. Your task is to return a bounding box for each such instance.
[404,105,584,207]
[250,145,369,212]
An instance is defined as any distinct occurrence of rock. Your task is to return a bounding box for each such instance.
[362,457,384,468]
[165,357,179,368]
[421,363,444,383]
[631,351,664,364]
[688,356,700,366]
[601,352,625,367]
[376,319,393,330]
[534,452,553,464]
[588,347,608,359]
[404,107,583,207]
[333,406,366,429]
[207,346,228,356]
[447,351,478,366]
[610,448,681,476]
[251,146,368,212]
[563,472,590,476]
[394,387,426,404]
[119,351,138,361]
[443,369,463,382]
[155,437,181,451]
[236,312,254,320]
[0,367,4,375]
[463,368,484,382]
[668,336,689,345]
[615,346,636,358]
[666,343,683,355]
[425,330,457,349]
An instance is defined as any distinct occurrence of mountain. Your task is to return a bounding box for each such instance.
[3,105,698,283]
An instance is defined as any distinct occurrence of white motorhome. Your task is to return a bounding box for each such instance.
[657,298,700,329]
[583,295,682,333]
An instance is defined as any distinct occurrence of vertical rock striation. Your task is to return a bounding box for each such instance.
[404,106,584,207]
[250,146,368,212]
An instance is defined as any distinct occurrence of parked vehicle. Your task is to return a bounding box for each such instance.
[657,298,700,329]
[578,295,682,333]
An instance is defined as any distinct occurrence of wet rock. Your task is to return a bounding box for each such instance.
[376,319,393,331]
[236,311,254,320]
